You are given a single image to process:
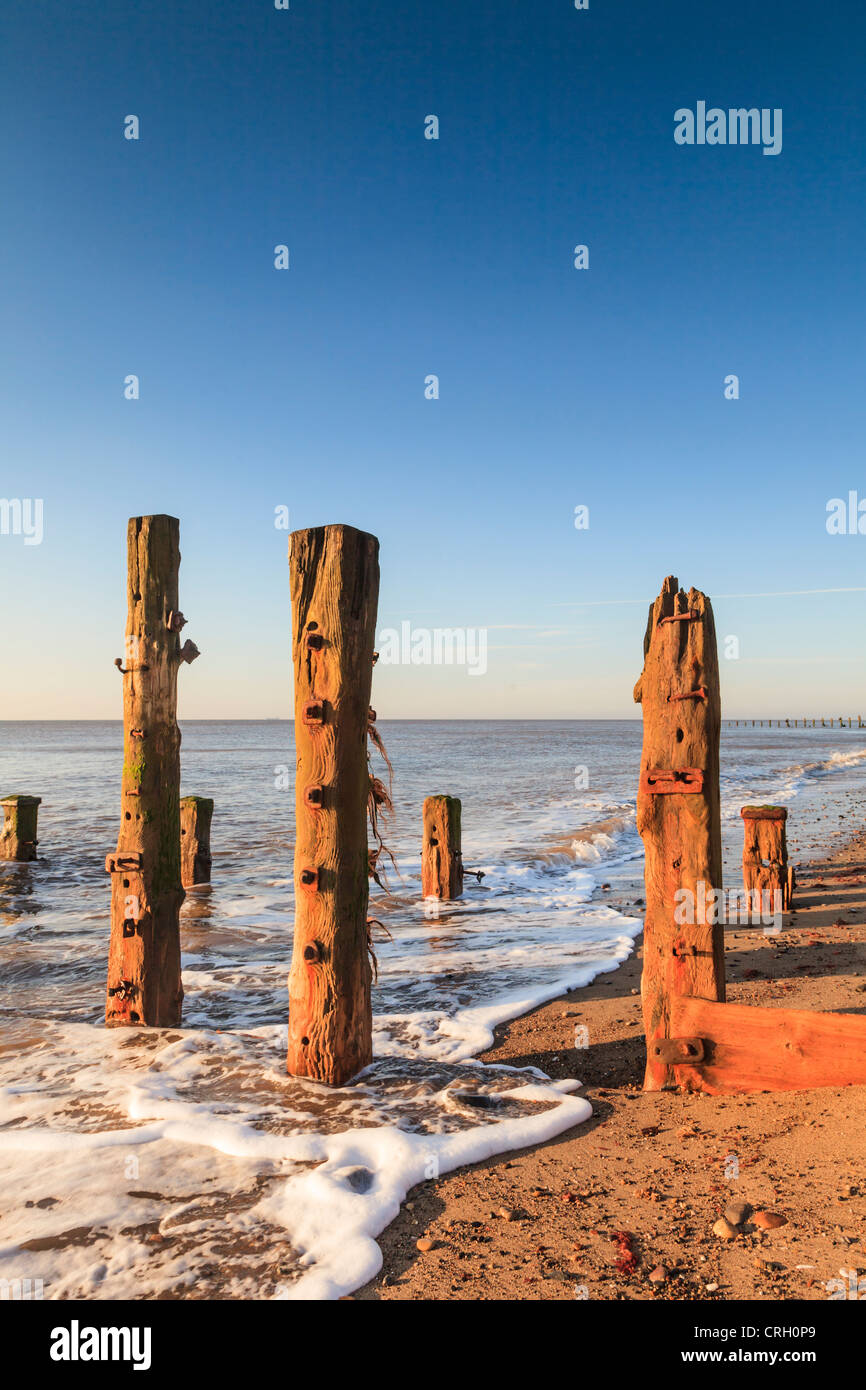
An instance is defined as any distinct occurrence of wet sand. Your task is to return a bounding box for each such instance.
[356,830,866,1301]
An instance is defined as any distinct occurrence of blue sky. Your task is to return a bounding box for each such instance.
[1,0,864,718]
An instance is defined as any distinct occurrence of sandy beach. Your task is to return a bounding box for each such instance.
[357,827,866,1301]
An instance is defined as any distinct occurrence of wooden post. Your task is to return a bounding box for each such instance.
[286,524,380,1087]
[421,795,463,900]
[180,796,213,886]
[634,575,725,1091]
[741,805,793,910]
[0,795,41,861]
[105,515,198,1028]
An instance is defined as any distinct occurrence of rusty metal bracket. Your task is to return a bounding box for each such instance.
[114,658,150,675]
[639,768,704,795]
[105,852,143,873]
[108,979,138,1001]
[667,687,707,703]
[303,700,326,725]
[659,609,699,626]
[650,1037,706,1064]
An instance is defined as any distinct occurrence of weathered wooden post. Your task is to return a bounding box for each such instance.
[105,515,199,1028]
[421,795,463,900]
[286,524,380,1087]
[741,805,793,911]
[180,796,213,886]
[634,575,725,1091]
[0,795,41,861]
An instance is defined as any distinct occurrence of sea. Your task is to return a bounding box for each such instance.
[1,719,864,1299]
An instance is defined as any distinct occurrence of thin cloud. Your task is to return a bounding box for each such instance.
[557,586,866,607]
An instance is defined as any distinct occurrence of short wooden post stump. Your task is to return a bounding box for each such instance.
[421,795,463,901]
[180,797,214,886]
[0,795,41,861]
[741,805,794,911]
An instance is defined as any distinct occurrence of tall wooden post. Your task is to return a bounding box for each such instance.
[286,524,380,1087]
[634,575,725,1090]
[741,806,793,910]
[105,515,198,1028]
[180,796,213,886]
[422,795,463,900]
[0,795,41,861]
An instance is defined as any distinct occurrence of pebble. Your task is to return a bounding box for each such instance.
[498,1207,518,1222]
[648,1265,668,1283]
[705,1282,719,1292]
[724,1200,752,1227]
[752,1210,787,1230]
[713,1218,738,1240]
[416,1237,435,1252]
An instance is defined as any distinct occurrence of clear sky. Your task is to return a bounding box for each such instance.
[1,0,864,719]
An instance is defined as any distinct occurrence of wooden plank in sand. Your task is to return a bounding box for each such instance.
[634,575,725,1090]
[105,515,199,1027]
[660,995,866,1094]
[286,524,380,1087]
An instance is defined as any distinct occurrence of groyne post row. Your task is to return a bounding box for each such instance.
[422,795,464,900]
[0,795,41,861]
[634,575,725,1091]
[105,515,199,1028]
[741,805,794,911]
[286,524,380,1087]
[727,718,862,727]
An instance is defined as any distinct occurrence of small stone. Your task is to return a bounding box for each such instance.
[713,1218,737,1240]
[498,1207,518,1222]
[416,1236,435,1252]
[648,1265,668,1283]
[705,1282,719,1292]
[724,1200,751,1227]
[752,1210,787,1230]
